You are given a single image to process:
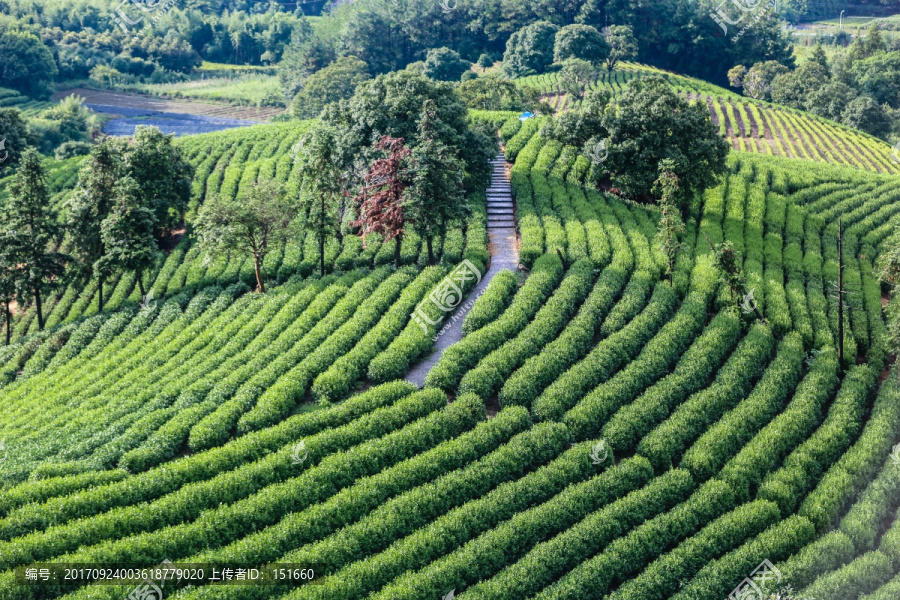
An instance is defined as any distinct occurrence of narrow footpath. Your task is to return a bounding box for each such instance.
[405,153,520,387]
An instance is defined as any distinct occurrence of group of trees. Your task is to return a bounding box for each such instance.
[729,26,900,139]
[281,0,792,87]
[541,75,730,214]
[0,128,192,342]
[200,71,496,288]
[0,97,98,175]
[504,22,638,78]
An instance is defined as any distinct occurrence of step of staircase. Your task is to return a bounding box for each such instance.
[487,155,514,231]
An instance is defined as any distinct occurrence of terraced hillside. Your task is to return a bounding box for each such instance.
[0,120,487,346]
[520,62,900,174]
[2,115,900,600]
[0,88,53,117]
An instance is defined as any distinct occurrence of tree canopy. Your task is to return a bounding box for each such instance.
[423,47,472,82]
[290,56,370,120]
[196,180,296,293]
[0,148,67,331]
[457,75,542,112]
[597,76,730,211]
[554,24,609,65]
[0,28,57,98]
[321,70,496,190]
[503,20,559,77]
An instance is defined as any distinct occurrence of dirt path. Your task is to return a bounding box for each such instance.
[405,154,520,388]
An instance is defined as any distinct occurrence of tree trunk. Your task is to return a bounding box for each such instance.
[394,234,403,268]
[137,274,146,298]
[4,301,10,346]
[319,233,326,277]
[427,236,434,266]
[35,288,44,331]
[838,219,844,369]
[98,277,104,313]
[254,254,266,293]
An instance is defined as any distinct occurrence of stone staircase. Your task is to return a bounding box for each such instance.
[486,155,516,230]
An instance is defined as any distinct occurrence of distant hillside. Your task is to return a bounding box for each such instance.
[518,62,900,175]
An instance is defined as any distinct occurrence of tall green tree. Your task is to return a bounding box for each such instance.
[65,140,123,312]
[503,20,560,77]
[654,160,684,287]
[423,47,472,82]
[877,229,900,382]
[0,232,16,346]
[405,101,466,265]
[540,86,610,148]
[0,108,30,174]
[598,76,729,213]
[97,177,159,299]
[603,25,638,73]
[850,51,900,109]
[0,29,58,98]
[559,58,596,97]
[554,24,609,65]
[321,70,496,190]
[124,126,193,235]
[1,148,67,331]
[195,180,296,293]
[457,75,542,111]
[842,96,892,139]
[294,124,344,277]
[290,56,370,120]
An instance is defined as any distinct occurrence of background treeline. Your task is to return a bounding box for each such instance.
[0,0,794,93]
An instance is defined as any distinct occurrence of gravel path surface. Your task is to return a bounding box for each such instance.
[405,154,520,388]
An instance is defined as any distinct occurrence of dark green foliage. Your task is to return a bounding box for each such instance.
[503,21,559,77]
[0,107,29,173]
[423,47,472,81]
[554,24,608,65]
[597,76,729,209]
[0,28,57,97]
[290,56,370,120]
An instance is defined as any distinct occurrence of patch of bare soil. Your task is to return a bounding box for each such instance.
[54,88,283,122]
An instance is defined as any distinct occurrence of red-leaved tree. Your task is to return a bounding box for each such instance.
[353,136,411,267]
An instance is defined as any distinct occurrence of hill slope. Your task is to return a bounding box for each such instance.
[1,118,900,600]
